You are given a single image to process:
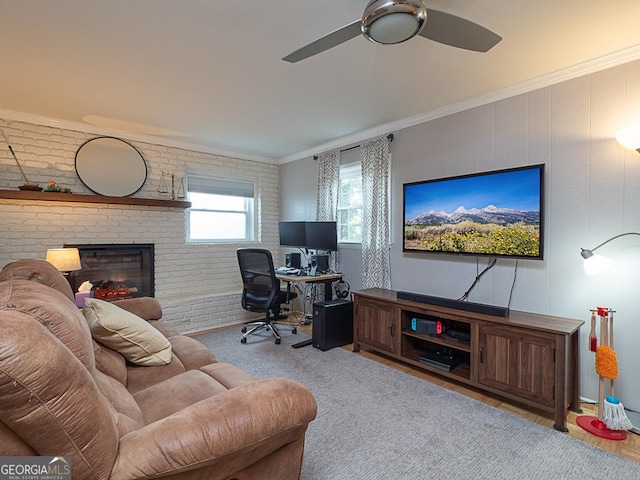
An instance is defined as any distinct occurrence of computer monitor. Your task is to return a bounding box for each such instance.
[278,221,307,247]
[305,221,338,251]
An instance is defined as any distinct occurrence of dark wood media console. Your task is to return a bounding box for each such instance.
[352,288,584,432]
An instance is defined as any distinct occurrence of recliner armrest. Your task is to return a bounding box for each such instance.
[111,377,317,480]
[111,297,163,321]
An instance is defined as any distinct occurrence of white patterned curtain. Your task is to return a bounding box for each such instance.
[316,150,340,221]
[361,137,391,289]
[316,150,341,271]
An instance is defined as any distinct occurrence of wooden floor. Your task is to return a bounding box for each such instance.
[295,324,640,463]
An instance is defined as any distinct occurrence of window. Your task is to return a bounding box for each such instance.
[187,175,255,242]
[337,162,363,243]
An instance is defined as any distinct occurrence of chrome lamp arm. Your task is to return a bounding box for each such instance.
[580,232,640,259]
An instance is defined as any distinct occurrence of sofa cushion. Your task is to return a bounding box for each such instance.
[153,326,220,369]
[199,363,258,389]
[134,370,229,424]
[0,279,95,371]
[84,298,172,366]
[93,370,144,437]
[0,422,36,456]
[93,339,128,386]
[0,259,75,301]
[125,355,188,394]
[0,310,119,480]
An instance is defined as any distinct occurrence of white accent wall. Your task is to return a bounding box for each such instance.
[280,59,640,412]
[0,119,280,333]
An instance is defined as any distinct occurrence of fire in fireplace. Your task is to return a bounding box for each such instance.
[66,244,154,301]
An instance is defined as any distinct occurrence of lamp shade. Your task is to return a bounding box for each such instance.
[46,248,81,272]
[615,124,640,152]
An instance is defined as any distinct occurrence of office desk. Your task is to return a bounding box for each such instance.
[276,272,344,349]
[275,272,344,301]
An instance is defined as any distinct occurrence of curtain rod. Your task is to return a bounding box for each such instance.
[313,133,393,160]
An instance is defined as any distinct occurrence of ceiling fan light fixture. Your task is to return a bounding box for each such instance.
[362,0,427,45]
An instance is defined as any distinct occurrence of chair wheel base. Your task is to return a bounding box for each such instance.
[241,327,247,333]
[292,328,297,334]
[275,338,281,345]
[241,337,247,344]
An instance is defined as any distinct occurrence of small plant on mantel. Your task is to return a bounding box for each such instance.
[44,180,72,193]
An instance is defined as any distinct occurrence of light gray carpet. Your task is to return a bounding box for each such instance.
[194,327,640,479]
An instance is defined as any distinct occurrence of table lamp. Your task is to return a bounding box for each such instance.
[46,248,81,275]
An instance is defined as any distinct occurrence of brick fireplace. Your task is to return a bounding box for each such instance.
[66,244,154,301]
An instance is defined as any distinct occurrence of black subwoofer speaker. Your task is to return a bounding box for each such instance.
[312,299,353,351]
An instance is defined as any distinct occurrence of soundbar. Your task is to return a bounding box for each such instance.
[396,291,509,317]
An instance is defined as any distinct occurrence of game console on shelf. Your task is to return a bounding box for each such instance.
[410,318,443,336]
[419,349,462,372]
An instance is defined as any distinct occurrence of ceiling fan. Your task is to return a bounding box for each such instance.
[283,0,502,63]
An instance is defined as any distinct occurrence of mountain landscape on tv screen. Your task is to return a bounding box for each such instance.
[404,204,541,257]
[407,204,540,226]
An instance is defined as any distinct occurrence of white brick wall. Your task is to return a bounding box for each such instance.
[0,118,279,333]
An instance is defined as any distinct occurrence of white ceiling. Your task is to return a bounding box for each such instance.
[3,1,640,163]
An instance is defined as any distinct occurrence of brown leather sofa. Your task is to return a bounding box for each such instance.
[0,259,317,480]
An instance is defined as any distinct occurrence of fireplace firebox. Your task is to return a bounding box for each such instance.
[66,244,154,301]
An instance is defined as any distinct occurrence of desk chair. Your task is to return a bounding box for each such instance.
[237,248,298,344]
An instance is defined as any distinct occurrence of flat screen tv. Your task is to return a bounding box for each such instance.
[279,221,307,247]
[403,164,544,259]
[305,221,338,251]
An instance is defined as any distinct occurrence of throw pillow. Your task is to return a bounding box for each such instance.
[83,298,172,366]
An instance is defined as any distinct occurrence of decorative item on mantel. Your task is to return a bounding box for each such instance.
[0,128,43,191]
[158,171,185,201]
[44,180,72,193]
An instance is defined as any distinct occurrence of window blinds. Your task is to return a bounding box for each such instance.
[187,176,254,198]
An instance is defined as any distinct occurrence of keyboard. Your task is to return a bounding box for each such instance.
[275,267,300,275]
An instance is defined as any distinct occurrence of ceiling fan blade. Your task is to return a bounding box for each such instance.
[283,20,362,63]
[418,9,501,52]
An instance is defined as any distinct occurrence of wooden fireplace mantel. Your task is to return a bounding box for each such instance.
[0,189,191,208]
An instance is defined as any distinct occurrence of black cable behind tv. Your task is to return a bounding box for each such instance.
[396,291,509,317]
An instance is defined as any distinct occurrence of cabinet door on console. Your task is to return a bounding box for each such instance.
[478,324,556,408]
[354,298,399,354]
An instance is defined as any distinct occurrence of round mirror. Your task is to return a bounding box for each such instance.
[75,136,147,197]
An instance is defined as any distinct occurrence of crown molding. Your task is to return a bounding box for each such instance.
[0,109,278,164]
[278,44,640,164]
